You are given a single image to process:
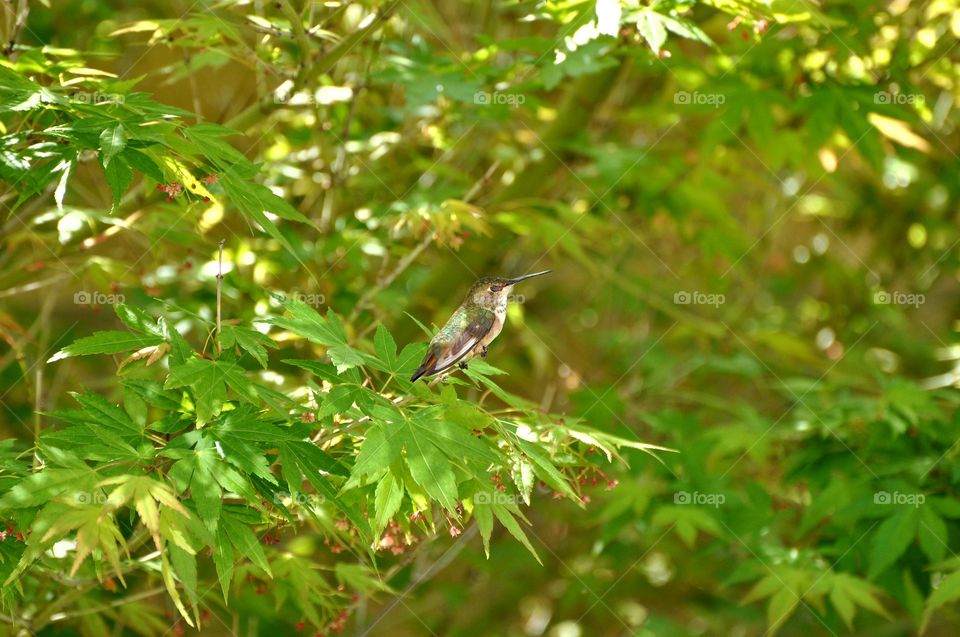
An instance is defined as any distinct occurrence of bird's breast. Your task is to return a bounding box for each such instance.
[478,308,506,348]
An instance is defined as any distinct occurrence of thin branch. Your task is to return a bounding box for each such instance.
[311,395,408,445]
[47,587,167,623]
[216,239,225,355]
[29,531,153,631]
[3,0,29,57]
[348,160,500,321]
[307,0,401,82]
[350,230,435,321]
[358,525,479,635]
[224,0,401,132]
[318,36,383,229]
[279,0,312,72]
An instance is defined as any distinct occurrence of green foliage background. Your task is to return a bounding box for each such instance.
[1,0,960,635]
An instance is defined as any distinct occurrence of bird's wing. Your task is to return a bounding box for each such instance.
[410,309,495,381]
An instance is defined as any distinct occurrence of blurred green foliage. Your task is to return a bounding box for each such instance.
[1,0,960,635]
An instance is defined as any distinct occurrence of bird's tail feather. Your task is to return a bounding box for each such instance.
[410,353,438,382]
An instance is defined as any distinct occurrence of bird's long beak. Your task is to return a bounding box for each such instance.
[506,270,551,285]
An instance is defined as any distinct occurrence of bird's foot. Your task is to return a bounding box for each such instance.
[457,361,469,370]
[480,346,488,358]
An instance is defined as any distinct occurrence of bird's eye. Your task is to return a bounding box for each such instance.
[490,285,501,292]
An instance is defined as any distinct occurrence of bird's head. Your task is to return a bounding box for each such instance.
[467,270,551,311]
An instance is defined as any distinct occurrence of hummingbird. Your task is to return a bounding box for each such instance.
[409,270,551,382]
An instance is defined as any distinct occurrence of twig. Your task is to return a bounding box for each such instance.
[224,0,401,132]
[310,395,408,445]
[307,0,401,82]
[216,239,224,355]
[183,51,204,121]
[29,530,152,631]
[349,231,435,321]
[279,0,312,74]
[47,587,167,622]
[349,160,501,322]
[3,0,29,57]
[358,524,478,635]
[462,159,500,205]
[318,36,381,230]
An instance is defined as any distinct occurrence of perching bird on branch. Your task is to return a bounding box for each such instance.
[410,271,551,382]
